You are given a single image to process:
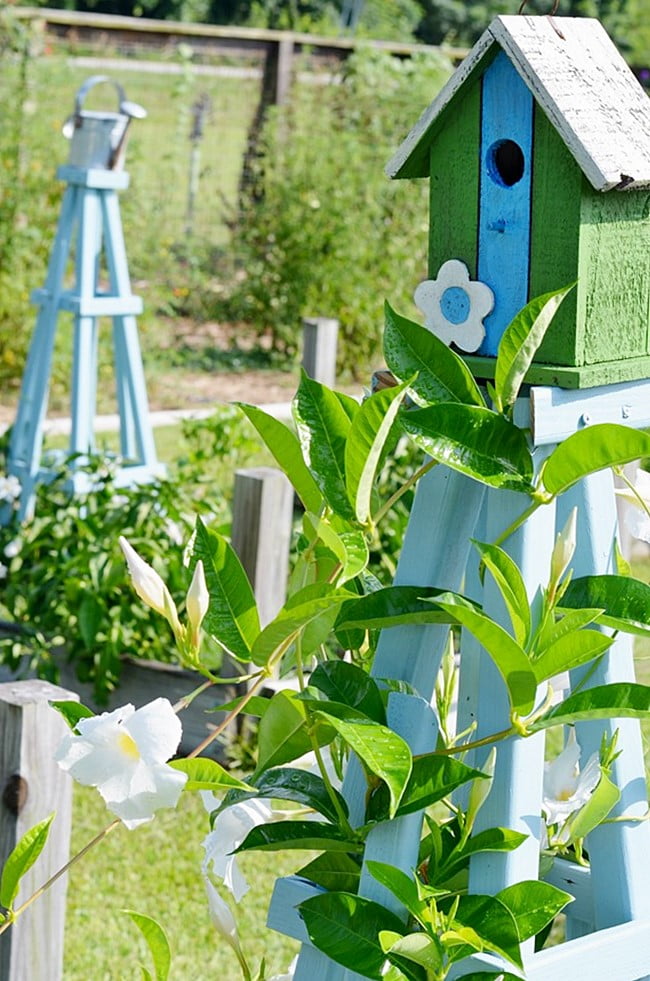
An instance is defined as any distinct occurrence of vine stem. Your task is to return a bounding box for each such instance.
[0,818,121,937]
[373,457,438,525]
[431,726,515,757]
[492,498,545,549]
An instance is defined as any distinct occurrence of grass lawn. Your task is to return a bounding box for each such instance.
[64,784,303,980]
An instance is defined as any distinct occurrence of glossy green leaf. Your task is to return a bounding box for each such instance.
[529,683,650,732]
[454,894,523,969]
[532,628,613,684]
[236,402,323,513]
[123,911,171,981]
[0,813,54,910]
[303,514,369,585]
[192,518,260,660]
[336,585,472,632]
[496,880,573,942]
[494,284,575,415]
[381,931,443,975]
[292,372,355,518]
[236,821,361,853]
[168,758,253,793]
[216,767,348,824]
[50,699,95,731]
[383,301,485,407]
[458,971,523,980]
[541,425,650,497]
[345,381,411,524]
[255,690,316,776]
[565,770,620,841]
[298,852,361,893]
[434,828,527,884]
[560,575,650,637]
[367,754,488,822]
[401,404,534,492]
[435,596,537,714]
[250,585,352,666]
[313,712,412,818]
[472,540,531,647]
[310,660,385,724]
[299,891,407,980]
[366,861,425,922]
[535,608,605,657]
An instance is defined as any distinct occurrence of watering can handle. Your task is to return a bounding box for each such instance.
[74,75,127,118]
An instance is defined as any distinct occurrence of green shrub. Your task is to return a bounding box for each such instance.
[214,46,452,377]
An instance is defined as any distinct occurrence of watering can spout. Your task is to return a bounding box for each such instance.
[62,75,146,171]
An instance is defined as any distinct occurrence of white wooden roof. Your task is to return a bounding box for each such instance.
[386,15,650,191]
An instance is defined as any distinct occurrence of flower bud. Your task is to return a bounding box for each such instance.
[204,876,243,957]
[550,507,577,587]
[119,536,182,639]
[186,560,209,649]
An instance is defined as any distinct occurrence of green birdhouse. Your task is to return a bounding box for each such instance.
[387,15,650,389]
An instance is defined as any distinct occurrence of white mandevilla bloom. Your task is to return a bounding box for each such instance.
[55,698,187,829]
[4,539,20,559]
[0,474,21,504]
[201,795,273,902]
[186,560,209,649]
[119,536,182,639]
[615,467,650,543]
[414,259,494,353]
[204,875,244,958]
[268,956,298,980]
[542,730,600,833]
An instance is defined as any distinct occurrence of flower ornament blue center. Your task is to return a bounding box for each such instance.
[440,286,471,325]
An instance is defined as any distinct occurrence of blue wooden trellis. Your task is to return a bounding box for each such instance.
[5,77,163,522]
[267,379,650,980]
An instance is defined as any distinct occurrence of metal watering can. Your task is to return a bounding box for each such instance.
[62,75,147,170]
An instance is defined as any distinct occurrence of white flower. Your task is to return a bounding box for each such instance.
[268,956,298,980]
[0,475,21,504]
[186,560,209,649]
[202,796,273,902]
[4,539,20,559]
[615,468,650,543]
[55,698,187,829]
[550,507,577,586]
[542,730,600,832]
[204,875,244,957]
[414,259,494,353]
[119,536,182,639]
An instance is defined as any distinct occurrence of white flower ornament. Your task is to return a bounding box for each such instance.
[414,259,494,352]
[55,697,187,829]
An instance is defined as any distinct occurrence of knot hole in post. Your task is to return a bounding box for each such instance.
[2,773,28,816]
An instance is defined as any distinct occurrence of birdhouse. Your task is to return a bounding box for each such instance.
[387,16,650,389]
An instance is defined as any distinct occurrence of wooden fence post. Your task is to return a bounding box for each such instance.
[301,317,339,388]
[231,466,294,629]
[0,680,78,981]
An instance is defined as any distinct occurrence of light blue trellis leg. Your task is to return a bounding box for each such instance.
[467,481,556,944]
[101,190,157,467]
[291,466,487,981]
[7,185,80,521]
[559,470,650,971]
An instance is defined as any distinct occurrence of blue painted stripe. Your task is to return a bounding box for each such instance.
[478,50,534,356]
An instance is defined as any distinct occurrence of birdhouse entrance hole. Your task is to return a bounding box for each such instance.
[487,138,525,187]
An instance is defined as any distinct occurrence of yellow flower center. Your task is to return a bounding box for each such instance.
[117,729,140,760]
[556,787,574,801]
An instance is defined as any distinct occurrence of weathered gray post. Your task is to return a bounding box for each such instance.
[0,680,77,981]
[301,317,339,388]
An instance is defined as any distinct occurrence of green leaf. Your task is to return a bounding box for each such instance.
[529,683,650,732]
[535,607,605,655]
[292,372,355,519]
[236,402,323,513]
[367,755,488,822]
[303,514,369,585]
[218,767,348,824]
[493,284,575,414]
[78,591,103,649]
[401,404,534,492]
[366,861,425,922]
[531,628,613,684]
[255,690,319,776]
[49,699,95,731]
[236,821,361,853]
[435,596,537,714]
[312,712,412,818]
[168,758,253,793]
[434,828,527,884]
[298,853,361,893]
[496,880,573,942]
[454,894,523,969]
[192,518,260,660]
[383,301,485,408]
[564,770,620,841]
[310,660,385,724]
[336,585,473,632]
[123,911,171,981]
[381,931,443,976]
[299,891,406,980]
[541,425,650,497]
[560,575,650,637]
[472,540,531,647]
[0,813,54,911]
[457,971,523,980]
[250,586,352,666]
[345,380,411,524]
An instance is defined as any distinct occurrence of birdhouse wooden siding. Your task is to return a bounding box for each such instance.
[388,16,650,389]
